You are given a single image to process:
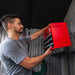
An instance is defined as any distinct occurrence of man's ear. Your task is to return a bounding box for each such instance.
[8,23,13,29]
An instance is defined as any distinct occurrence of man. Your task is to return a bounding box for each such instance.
[0,14,52,75]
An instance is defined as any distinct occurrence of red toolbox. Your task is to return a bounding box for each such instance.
[44,22,71,50]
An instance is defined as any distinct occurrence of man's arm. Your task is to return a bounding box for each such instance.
[30,24,50,41]
[19,46,52,69]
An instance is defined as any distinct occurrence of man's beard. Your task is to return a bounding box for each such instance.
[14,30,23,35]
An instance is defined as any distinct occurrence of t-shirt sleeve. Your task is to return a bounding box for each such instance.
[20,36,31,44]
[25,36,31,43]
[4,48,28,64]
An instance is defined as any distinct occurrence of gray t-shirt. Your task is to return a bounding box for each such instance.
[0,36,32,75]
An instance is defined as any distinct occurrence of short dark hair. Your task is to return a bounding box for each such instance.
[0,14,20,31]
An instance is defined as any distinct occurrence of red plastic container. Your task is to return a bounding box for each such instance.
[44,22,71,50]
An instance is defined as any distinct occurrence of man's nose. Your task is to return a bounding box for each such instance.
[21,24,24,28]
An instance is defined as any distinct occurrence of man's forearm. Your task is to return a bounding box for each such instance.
[29,53,47,68]
[29,46,52,68]
[31,25,49,41]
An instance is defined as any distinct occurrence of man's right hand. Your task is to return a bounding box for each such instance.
[44,46,53,56]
